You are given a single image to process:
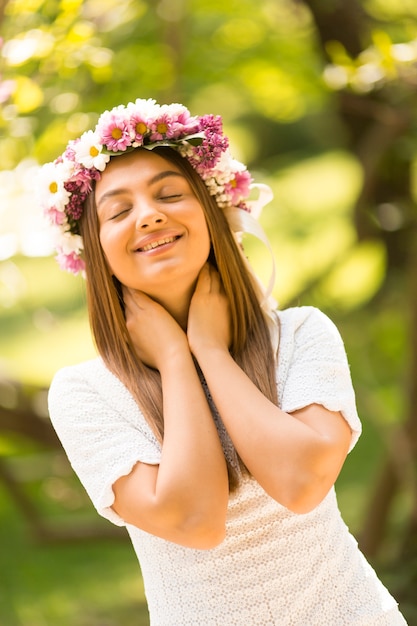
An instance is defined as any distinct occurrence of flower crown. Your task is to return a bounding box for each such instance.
[39,98,270,276]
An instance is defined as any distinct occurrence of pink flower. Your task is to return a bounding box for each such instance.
[225,170,252,205]
[160,106,200,139]
[64,140,78,162]
[96,110,132,152]
[129,114,149,144]
[150,113,173,141]
[176,109,199,130]
[69,166,99,194]
[44,206,66,226]
[56,251,86,275]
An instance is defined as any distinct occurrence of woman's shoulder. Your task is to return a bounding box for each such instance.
[276,305,338,337]
[49,357,133,411]
[275,306,361,449]
[274,304,349,370]
[51,356,107,383]
[50,357,113,394]
[48,356,157,440]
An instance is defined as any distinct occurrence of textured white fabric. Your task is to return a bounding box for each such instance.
[48,306,407,625]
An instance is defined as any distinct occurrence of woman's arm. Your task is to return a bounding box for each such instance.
[112,289,229,548]
[188,265,352,514]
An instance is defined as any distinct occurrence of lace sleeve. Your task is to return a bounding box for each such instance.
[48,360,161,526]
[278,307,361,452]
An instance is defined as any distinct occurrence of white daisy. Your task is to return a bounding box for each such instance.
[38,161,71,211]
[73,130,110,171]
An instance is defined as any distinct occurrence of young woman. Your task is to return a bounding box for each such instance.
[41,99,407,625]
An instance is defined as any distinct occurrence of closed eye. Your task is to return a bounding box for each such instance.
[109,207,132,220]
[159,194,182,201]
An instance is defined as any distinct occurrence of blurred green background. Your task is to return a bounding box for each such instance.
[0,0,416,624]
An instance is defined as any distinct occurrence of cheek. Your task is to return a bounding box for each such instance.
[195,210,211,249]
[98,228,123,275]
[99,222,122,255]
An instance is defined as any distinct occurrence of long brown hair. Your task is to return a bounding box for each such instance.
[80,147,278,490]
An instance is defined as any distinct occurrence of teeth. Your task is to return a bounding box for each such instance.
[140,236,176,252]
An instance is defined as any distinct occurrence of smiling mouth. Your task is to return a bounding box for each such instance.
[137,236,180,252]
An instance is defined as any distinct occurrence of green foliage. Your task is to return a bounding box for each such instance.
[245,150,382,309]
[0,0,325,169]
[0,480,149,626]
[0,256,94,384]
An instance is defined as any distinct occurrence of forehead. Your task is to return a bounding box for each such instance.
[95,149,183,195]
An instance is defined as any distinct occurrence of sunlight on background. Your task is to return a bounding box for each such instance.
[0,160,53,260]
[244,150,383,309]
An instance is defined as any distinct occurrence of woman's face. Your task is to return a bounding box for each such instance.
[96,149,211,299]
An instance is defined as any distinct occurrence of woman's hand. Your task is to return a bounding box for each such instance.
[187,264,231,357]
[113,279,230,548]
[123,288,189,371]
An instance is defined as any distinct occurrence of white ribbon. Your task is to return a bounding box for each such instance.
[224,183,276,299]
[246,183,274,220]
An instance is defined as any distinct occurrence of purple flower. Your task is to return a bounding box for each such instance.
[191,115,229,170]
[64,181,87,221]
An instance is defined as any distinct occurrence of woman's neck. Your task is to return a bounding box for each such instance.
[151,282,195,331]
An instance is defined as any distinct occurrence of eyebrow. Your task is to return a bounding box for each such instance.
[96,170,184,209]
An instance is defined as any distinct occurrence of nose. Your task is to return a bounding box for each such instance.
[135,205,168,230]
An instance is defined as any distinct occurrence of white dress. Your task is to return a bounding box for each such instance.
[48,306,407,625]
